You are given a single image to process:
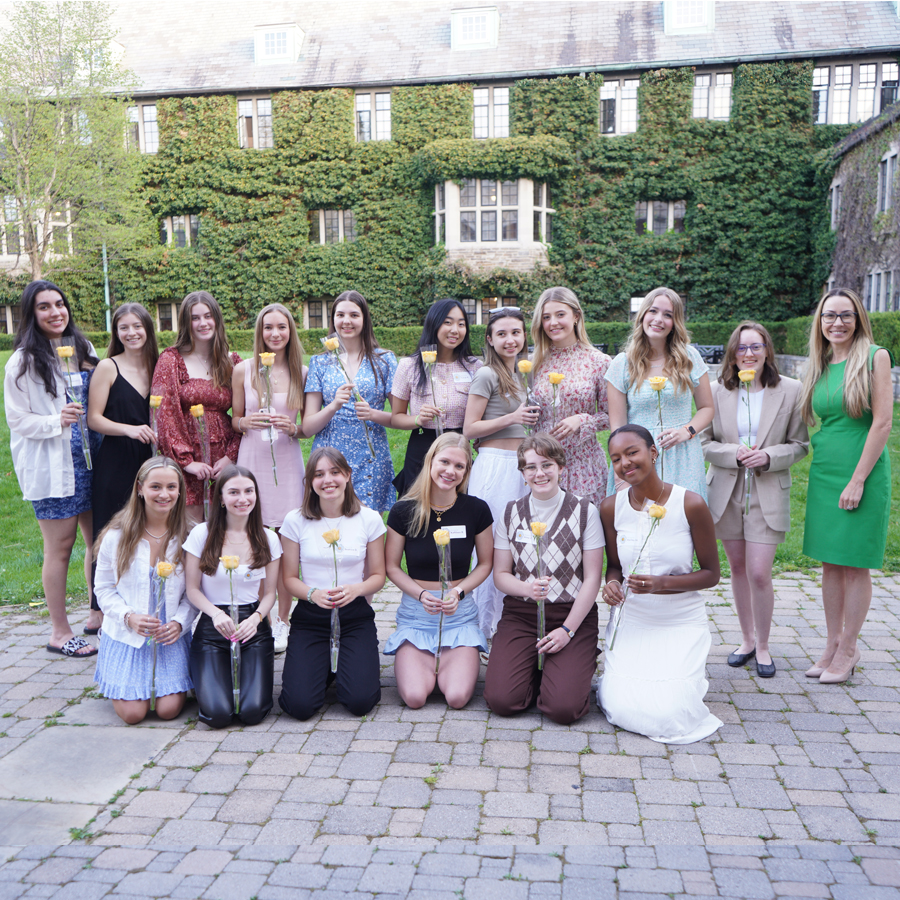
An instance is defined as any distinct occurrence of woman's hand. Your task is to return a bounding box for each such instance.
[537,626,571,657]
[125,423,157,444]
[184,461,214,480]
[322,585,358,609]
[658,426,690,450]
[512,404,541,428]
[211,610,236,639]
[234,611,262,643]
[625,573,664,594]
[127,612,161,638]
[550,415,583,440]
[418,590,445,616]
[602,580,625,607]
[211,455,233,478]
[60,402,83,427]
[839,477,865,511]
[268,413,296,435]
[416,404,442,425]
[153,621,183,646]
[528,576,551,602]
[330,383,354,410]
[242,411,273,431]
[736,445,770,470]
[354,399,376,421]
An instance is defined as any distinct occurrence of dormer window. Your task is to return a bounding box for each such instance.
[664,0,715,35]
[253,23,303,65]
[451,7,499,50]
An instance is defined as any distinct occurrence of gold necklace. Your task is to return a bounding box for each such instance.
[628,482,665,513]
[431,497,457,523]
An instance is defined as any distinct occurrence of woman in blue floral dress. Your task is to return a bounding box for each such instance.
[303,291,398,513]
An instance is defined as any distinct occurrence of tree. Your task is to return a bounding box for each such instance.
[0,1,150,283]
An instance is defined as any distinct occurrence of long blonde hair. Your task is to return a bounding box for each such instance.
[484,307,527,400]
[173,291,234,390]
[401,433,473,537]
[529,287,593,374]
[95,457,188,580]
[251,303,306,414]
[624,286,694,395]
[800,289,877,425]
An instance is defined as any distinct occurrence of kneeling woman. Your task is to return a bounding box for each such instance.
[385,433,493,709]
[94,457,196,724]
[484,435,604,725]
[279,448,387,720]
[597,425,722,744]
[184,465,282,728]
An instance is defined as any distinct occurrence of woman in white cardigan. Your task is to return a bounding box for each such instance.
[700,323,808,678]
[94,458,197,723]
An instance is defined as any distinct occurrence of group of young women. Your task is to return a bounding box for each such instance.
[4,278,892,742]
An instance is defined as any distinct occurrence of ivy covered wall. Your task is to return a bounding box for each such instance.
[10,62,868,329]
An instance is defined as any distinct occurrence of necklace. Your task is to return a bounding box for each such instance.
[431,496,457,523]
[224,531,250,544]
[628,482,666,513]
[145,527,164,540]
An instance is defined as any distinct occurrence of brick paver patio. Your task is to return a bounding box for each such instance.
[0,570,897,897]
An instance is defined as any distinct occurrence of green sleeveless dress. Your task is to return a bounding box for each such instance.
[802,346,893,569]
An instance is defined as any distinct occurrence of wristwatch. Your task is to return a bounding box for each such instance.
[685,425,697,439]
[457,588,466,602]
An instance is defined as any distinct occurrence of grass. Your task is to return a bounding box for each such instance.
[0,348,897,604]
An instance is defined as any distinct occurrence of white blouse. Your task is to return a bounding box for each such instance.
[737,387,765,448]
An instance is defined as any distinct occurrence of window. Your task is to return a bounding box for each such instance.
[533,182,554,244]
[454,296,517,325]
[813,61,900,124]
[253,23,303,65]
[473,86,509,139]
[879,153,897,213]
[635,200,686,235]
[157,302,181,332]
[830,183,842,230]
[309,210,358,244]
[450,7,500,50]
[160,214,201,248]
[126,103,159,153]
[355,92,391,142]
[142,105,158,153]
[459,178,518,243]
[434,184,446,244]
[3,196,21,256]
[865,270,896,312]
[0,304,20,334]
[126,106,140,150]
[693,72,732,120]
[237,98,273,149]
[664,0,715,34]
[599,79,639,135]
[49,203,71,255]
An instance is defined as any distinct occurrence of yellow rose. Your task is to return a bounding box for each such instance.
[322,528,341,545]
[548,372,565,385]
[738,369,757,383]
[433,529,451,546]
[530,521,548,537]
[56,346,74,358]
[259,352,275,366]
[190,404,204,418]
[648,504,667,519]
[156,561,174,578]
[323,337,340,352]
[219,555,240,570]
[648,376,667,391]
[149,395,163,409]
[420,350,437,364]
[517,359,533,374]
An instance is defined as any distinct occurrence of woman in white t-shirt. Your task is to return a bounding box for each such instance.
[184,465,282,728]
[279,448,387,719]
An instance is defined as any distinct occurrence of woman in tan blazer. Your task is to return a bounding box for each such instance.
[701,322,808,678]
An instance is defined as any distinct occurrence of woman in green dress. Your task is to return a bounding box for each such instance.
[800,289,893,684]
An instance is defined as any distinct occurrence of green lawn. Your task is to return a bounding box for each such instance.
[0,348,897,605]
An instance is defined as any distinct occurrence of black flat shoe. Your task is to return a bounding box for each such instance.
[727,647,756,667]
[756,660,776,678]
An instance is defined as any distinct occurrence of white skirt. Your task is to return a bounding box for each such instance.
[596,590,722,744]
[467,447,528,637]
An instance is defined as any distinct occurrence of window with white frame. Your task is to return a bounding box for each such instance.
[664,0,715,34]
[49,203,72,255]
[813,61,900,124]
[473,86,509,139]
[864,270,897,312]
[253,23,303,65]
[237,98,273,149]
[304,298,329,330]
[450,7,500,50]
[455,295,518,326]
[599,78,639,135]
[635,200,686,235]
[878,152,897,214]
[156,302,182,332]
[830,182,842,230]
[533,182,554,244]
[435,184,446,244]
[2,196,21,256]
[355,92,391,142]
[459,178,519,243]
[692,72,732,120]
[309,210,358,244]
[0,304,21,334]
[160,214,201,248]
[126,103,159,153]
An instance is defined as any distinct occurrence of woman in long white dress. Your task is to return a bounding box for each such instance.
[597,424,722,744]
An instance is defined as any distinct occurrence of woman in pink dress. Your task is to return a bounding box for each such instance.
[233,303,307,652]
[152,292,241,522]
[530,287,612,507]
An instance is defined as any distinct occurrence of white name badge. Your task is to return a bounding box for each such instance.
[515,528,534,544]
[452,372,472,383]
[445,525,467,539]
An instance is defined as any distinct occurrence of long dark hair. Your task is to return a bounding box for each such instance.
[411,298,478,392]
[300,447,363,520]
[173,291,233,390]
[106,303,159,384]
[200,465,273,575]
[14,280,99,397]
[328,290,392,390]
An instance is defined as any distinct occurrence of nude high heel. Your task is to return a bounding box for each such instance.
[819,648,861,684]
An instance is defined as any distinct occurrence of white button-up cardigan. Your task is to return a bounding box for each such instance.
[3,345,95,502]
[95,529,198,649]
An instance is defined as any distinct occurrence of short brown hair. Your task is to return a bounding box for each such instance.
[516,434,566,471]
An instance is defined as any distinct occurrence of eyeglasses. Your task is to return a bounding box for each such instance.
[736,343,765,354]
[489,306,522,319]
[820,311,858,324]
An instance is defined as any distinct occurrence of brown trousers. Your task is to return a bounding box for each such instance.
[484,596,599,725]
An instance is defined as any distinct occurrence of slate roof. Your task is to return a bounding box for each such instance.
[109,1,900,97]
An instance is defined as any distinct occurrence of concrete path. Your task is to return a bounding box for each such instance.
[0,570,897,897]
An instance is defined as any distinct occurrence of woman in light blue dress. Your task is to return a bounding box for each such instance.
[302,291,398,513]
[606,287,713,499]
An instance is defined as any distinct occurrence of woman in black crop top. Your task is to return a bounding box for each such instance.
[385,433,493,709]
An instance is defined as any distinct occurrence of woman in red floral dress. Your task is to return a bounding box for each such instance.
[152,292,242,522]
[530,287,611,508]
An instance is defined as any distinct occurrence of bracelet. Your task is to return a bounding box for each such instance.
[414,414,421,428]
[123,611,133,631]
[212,609,226,621]
[307,587,318,604]
[418,588,429,602]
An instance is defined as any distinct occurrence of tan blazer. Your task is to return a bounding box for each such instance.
[700,376,809,533]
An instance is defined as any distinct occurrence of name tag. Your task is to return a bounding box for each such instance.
[515,528,535,544]
[445,525,466,539]
[452,372,472,384]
